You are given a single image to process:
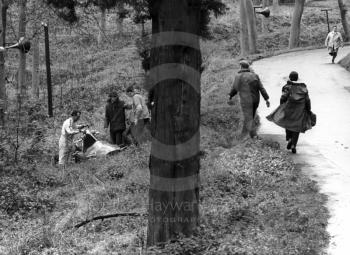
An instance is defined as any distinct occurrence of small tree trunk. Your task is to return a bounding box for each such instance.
[289,0,305,49]
[273,0,279,13]
[261,0,268,34]
[240,0,249,56]
[338,0,350,41]
[245,0,258,54]
[116,1,124,35]
[31,0,40,99]
[0,1,8,126]
[147,0,201,246]
[18,0,27,99]
[98,6,106,46]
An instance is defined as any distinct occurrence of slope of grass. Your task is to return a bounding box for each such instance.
[0,1,336,254]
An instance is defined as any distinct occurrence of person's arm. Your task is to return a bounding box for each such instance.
[305,93,311,112]
[133,95,143,122]
[229,76,239,99]
[257,76,270,107]
[64,119,80,135]
[325,33,330,47]
[104,105,109,129]
[280,85,289,104]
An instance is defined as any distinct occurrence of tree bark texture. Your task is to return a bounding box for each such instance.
[338,0,350,41]
[245,0,258,54]
[116,1,124,35]
[31,0,40,99]
[289,0,305,49]
[240,0,249,56]
[18,0,27,98]
[0,0,8,126]
[273,0,279,13]
[98,7,106,46]
[147,0,201,246]
[261,0,268,34]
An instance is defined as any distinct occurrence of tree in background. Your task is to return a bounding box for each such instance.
[239,0,257,55]
[261,0,268,34]
[245,0,257,54]
[338,0,350,41]
[0,0,10,126]
[18,0,27,99]
[30,0,40,99]
[273,0,279,12]
[239,0,249,56]
[289,0,305,49]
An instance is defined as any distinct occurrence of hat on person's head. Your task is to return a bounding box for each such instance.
[239,60,250,69]
[126,85,134,93]
[289,71,299,81]
[109,91,118,98]
[71,110,81,117]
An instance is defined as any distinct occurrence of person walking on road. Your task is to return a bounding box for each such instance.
[104,91,131,146]
[228,60,270,138]
[267,71,314,154]
[325,25,344,64]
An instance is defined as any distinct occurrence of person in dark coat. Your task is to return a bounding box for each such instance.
[104,92,130,145]
[228,60,270,138]
[266,71,312,153]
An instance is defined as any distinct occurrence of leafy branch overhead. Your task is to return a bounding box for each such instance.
[45,0,227,37]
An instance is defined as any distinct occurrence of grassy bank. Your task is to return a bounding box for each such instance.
[0,0,336,254]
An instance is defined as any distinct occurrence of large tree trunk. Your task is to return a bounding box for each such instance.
[98,6,106,46]
[116,1,124,35]
[338,0,350,41]
[147,0,201,246]
[289,0,305,49]
[245,0,258,54]
[261,0,268,34]
[240,0,249,56]
[18,0,27,98]
[0,0,8,126]
[31,0,40,99]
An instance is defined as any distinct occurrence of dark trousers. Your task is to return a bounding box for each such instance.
[110,130,124,145]
[286,129,300,147]
[330,47,338,62]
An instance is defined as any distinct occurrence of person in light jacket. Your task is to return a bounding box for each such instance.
[126,85,150,144]
[228,60,270,138]
[59,110,82,166]
[325,25,344,63]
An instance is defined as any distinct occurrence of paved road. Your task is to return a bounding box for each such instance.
[253,47,350,255]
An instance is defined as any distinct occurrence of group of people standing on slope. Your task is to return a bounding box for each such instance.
[228,61,315,154]
[58,85,150,167]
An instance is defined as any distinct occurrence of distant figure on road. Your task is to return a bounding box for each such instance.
[267,71,313,154]
[325,26,344,64]
[228,60,270,138]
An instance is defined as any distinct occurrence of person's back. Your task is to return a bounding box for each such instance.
[132,93,150,121]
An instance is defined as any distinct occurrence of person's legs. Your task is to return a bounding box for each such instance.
[115,130,123,146]
[58,137,68,166]
[332,47,338,63]
[290,131,300,153]
[286,129,292,149]
[110,130,117,144]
